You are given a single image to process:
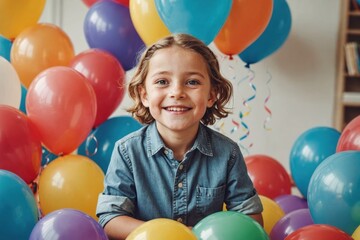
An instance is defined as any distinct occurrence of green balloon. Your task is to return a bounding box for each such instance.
[193,211,269,240]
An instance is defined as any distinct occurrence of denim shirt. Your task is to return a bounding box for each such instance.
[96,122,262,227]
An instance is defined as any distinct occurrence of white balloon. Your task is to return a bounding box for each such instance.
[0,56,21,108]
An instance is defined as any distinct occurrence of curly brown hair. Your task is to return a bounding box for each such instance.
[127,33,233,125]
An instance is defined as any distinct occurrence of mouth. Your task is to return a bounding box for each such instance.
[164,106,191,112]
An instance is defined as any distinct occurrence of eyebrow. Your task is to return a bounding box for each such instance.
[149,71,206,79]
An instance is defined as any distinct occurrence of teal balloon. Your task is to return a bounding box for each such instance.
[78,116,142,173]
[155,0,232,45]
[41,147,58,166]
[239,0,291,66]
[0,35,12,61]
[290,126,340,198]
[193,211,269,240]
[307,151,360,235]
[20,84,27,114]
[0,170,39,239]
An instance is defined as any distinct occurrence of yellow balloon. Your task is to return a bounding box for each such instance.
[259,195,285,234]
[11,23,75,88]
[0,0,46,39]
[129,0,171,46]
[38,154,104,219]
[126,218,197,240]
[353,225,360,240]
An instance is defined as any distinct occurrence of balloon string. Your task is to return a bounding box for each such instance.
[263,68,273,131]
[85,133,98,157]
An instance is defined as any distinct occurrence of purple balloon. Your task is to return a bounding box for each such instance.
[269,208,314,240]
[84,1,145,71]
[29,209,108,240]
[274,194,308,214]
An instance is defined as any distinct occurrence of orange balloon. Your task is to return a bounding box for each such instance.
[259,195,285,234]
[214,0,273,56]
[26,66,97,155]
[0,0,46,39]
[11,23,74,88]
[130,0,171,46]
[38,154,104,219]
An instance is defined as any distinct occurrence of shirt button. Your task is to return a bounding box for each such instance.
[177,218,183,223]
[178,182,183,188]
[164,149,169,154]
[179,164,183,170]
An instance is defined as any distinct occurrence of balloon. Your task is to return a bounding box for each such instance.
[70,49,126,127]
[285,224,353,240]
[0,35,12,61]
[155,0,232,45]
[337,115,360,152]
[274,194,308,214]
[26,66,97,155]
[260,195,285,235]
[84,1,144,70]
[239,0,292,66]
[19,84,27,114]
[289,126,340,198]
[353,225,360,240]
[78,116,142,173]
[214,0,273,56]
[0,170,39,239]
[307,151,360,235]
[0,56,21,108]
[11,23,75,88]
[29,209,107,240]
[41,147,58,167]
[127,218,197,240]
[192,211,269,240]
[38,155,104,219]
[130,0,171,46]
[270,208,314,240]
[0,105,42,184]
[0,0,46,39]
[82,0,129,7]
[245,154,292,199]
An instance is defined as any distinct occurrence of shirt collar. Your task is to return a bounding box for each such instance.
[146,122,213,158]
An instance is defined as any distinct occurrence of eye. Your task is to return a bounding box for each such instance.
[187,79,201,86]
[155,79,168,86]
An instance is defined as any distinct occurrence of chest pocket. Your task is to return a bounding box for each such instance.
[196,185,225,218]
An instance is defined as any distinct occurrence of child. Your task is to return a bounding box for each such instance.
[96,33,263,239]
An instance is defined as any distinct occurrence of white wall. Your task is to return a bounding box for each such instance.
[40,0,341,172]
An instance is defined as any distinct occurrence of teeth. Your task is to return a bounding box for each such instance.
[166,107,189,112]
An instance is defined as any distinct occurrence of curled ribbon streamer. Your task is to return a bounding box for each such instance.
[85,133,98,157]
[230,118,240,134]
[263,68,273,131]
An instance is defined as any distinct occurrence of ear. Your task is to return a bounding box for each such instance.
[207,89,216,108]
[139,85,149,107]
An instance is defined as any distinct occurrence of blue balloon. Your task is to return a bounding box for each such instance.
[0,35,12,61]
[307,151,360,235]
[19,84,27,114]
[41,147,58,167]
[289,126,340,198]
[78,116,142,173]
[239,0,291,66]
[0,170,39,239]
[84,1,145,70]
[155,0,232,45]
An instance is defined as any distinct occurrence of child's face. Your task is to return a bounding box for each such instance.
[139,45,216,134]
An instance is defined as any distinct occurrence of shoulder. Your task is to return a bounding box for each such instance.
[204,125,238,149]
[116,124,148,146]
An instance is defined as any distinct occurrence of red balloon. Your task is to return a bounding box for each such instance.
[82,0,129,7]
[336,115,360,152]
[245,154,292,199]
[285,224,353,240]
[70,49,125,127]
[0,105,42,184]
[26,66,97,155]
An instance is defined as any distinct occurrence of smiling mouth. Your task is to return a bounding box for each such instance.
[164,106,191,112]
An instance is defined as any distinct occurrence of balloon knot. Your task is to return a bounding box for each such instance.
[229,55,233,60]
[245,63,250,69]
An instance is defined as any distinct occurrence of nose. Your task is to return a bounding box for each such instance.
[170,83,185,99]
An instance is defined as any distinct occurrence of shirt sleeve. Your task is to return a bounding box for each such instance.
[224,144,263,214]
[96,141,136,227]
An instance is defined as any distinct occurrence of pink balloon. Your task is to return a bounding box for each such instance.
[70,49,125,127]
[26,66,97,155]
